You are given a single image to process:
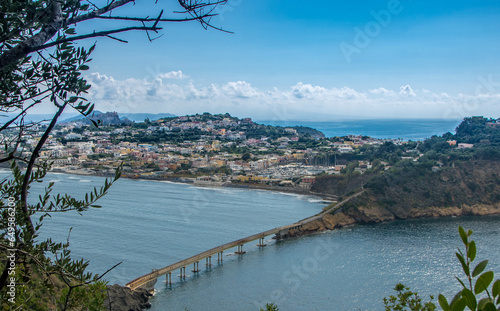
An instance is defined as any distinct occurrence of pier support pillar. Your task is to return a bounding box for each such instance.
[166,272,172,286]
[257,238,267,247]
[235,244,246,255]
[179,266,186,279]
[206,256,212,267]
[192,261,200,273]
[217,251,223,262]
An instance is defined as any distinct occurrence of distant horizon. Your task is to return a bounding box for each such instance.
[3,111,469,141]
[3,110,493,125]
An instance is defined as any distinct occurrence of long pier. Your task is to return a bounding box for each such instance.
[125,223,302,290]
[125,190,364,291]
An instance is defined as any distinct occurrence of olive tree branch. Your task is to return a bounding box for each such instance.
[20,102,68,237]
[94,14,217,22]
[0,2,63,71]
[37,26,162,51]
[66,0,135,25]
[0,95,52,132]
[0,0,231,71]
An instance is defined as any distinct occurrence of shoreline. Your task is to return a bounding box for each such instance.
[5,166,500,235]
[4,167,500,311]
[47,167,337,203]
[279,200,500,239]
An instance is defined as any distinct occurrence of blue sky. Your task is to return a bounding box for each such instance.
[52,0,500,120]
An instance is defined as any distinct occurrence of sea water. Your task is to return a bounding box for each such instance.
[2,171,498,311]
[148,216,500,311]
[257,119,463,141]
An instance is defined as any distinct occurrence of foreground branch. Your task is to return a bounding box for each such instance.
[95,14,216,23]
[0,0,230,71]
[37,26,163,50]
[20,103,68,236]
[66,0,135,25]
[0,2,63,71]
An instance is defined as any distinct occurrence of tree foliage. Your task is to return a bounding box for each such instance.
[259,303,280,311]
[1,0,231,309]
[383,227,500,311]
[438,227,500,311]
[383,283,436,311]
[1,161,122,310]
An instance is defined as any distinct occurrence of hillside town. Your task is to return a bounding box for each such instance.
[1,112,471,191]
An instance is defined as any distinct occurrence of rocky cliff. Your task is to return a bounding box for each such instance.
[105,284,152,311]
[285,160,500,238]
[283,202,500,238]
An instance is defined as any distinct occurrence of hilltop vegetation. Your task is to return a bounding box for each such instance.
[290,126,325,139]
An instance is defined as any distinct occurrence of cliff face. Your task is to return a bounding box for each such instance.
[285,203,500,238]
[105,284,152,311]
[285,160,500,237]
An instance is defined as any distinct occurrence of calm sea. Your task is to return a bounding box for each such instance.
[1,170,498,311]
[257,119,463,141]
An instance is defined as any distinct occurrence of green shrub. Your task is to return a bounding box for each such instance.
[438,227,500,311]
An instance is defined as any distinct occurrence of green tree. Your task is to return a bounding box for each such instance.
[383,283,436,311]
[242,152,252,161]
[1,0,230,309]
[259,303,280,311]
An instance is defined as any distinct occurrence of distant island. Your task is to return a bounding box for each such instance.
[59,111,177,124]
[0,111,177,125]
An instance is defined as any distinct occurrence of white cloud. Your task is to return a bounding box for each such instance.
[85,72,500,120]
[156,70,187,80]
[222,81,259,99]
[330,86,366,100]
[399,84,416,97]
[289,83,366,102]
[369,87,396,96]
[291,82,327,99]
[186,82,220,100]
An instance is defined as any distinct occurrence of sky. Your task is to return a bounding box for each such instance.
[39,0,500,121]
